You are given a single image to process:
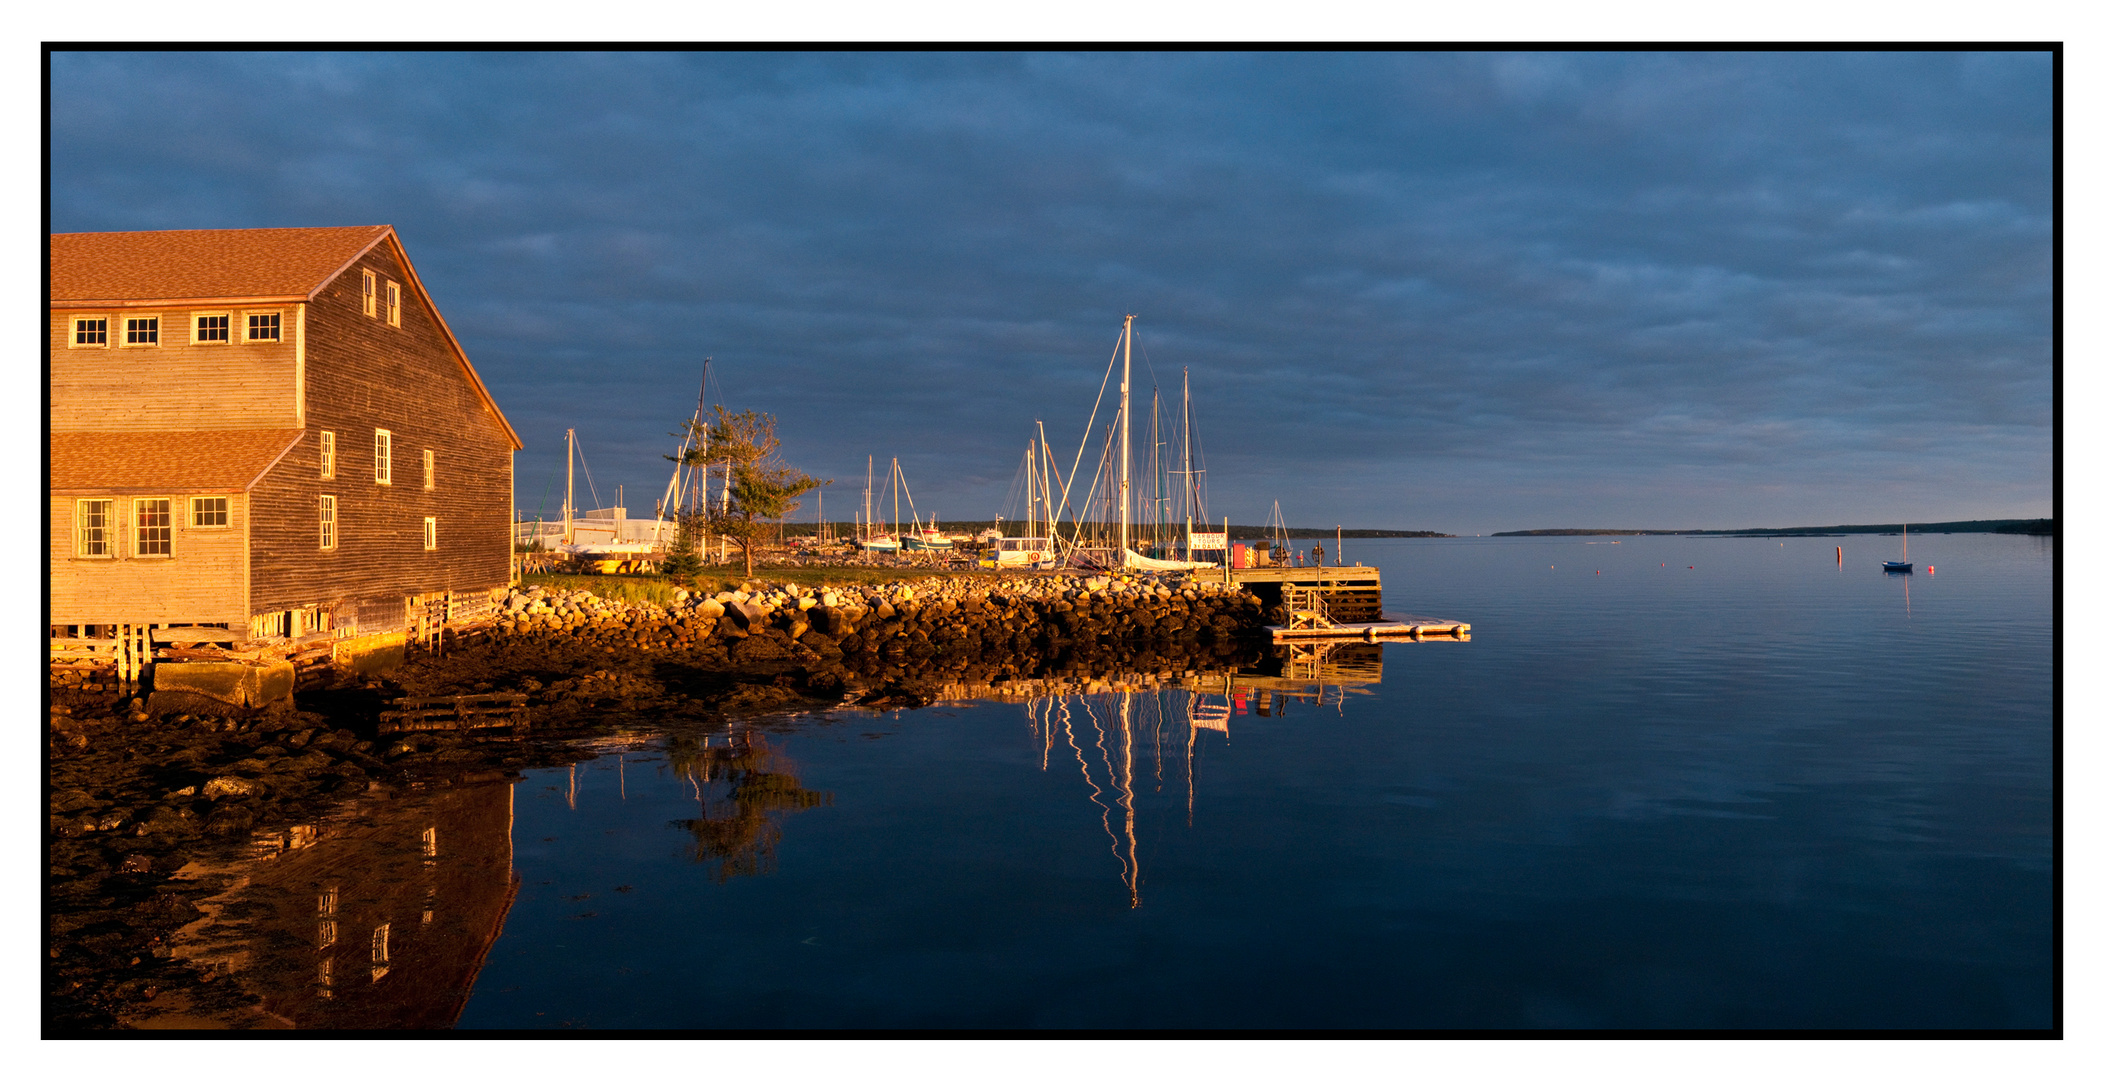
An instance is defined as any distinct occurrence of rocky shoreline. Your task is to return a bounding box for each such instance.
[47,569,1270,1029]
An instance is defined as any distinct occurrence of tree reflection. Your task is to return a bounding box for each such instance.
[665,731,831,882]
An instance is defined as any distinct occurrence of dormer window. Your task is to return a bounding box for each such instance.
[362,270,377,317]
[193,313,230,344]
[72,317,107,347]
[385,282,401,327]
[245,312,281,343]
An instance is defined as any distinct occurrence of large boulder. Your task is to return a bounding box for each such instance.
[152,661,295,708]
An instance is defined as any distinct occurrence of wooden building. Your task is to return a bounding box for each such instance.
[49,226,522,668]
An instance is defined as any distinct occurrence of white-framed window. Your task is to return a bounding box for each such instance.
[71,316,108,347]
[374,429,392,484]
[244,311,281,343]
[371,922,391,982]
[319,431,335,479]
[191,496,229,528]
[192,312,230,344]
[423,449,435,490]
[123,316,159,346]
[75,499,113,557]
[362,270,377,317]
[134,498,173,558]
[319,495,336,550]
[385,281,401,327]
[423,517,437,551]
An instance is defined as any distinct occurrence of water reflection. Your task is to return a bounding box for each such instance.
[1018,642,1389,907]
[664,731,832,882]
[153,643,1403,1025]
[160,779,519,1029]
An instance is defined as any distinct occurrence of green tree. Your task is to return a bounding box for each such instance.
[658,509,704,578]
[678,406,827,578]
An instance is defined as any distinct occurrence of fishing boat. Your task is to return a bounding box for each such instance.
[902,517,954,551]
[1883,523,1913,573]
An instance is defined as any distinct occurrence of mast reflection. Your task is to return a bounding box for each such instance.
[1012,642,1387,907]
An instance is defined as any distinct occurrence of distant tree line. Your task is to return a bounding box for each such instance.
[1495,519,2054,537]
[770,520,1451,539]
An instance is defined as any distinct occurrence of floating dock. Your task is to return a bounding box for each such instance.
[1189,563,1470,642]
[1268,615,1470,641]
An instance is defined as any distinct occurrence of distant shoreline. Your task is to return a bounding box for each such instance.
[1491,519,2054,537]
[778,521,1454,540]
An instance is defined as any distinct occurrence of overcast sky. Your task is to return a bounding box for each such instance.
[48,50,2054,534]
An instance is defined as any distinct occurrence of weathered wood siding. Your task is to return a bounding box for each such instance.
[49,308,300,431]
[48,493,249,625]
[247,240,512,630]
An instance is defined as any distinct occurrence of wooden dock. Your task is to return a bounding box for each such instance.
[1188,564,1385,622]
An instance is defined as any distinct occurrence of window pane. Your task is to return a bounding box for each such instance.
[195,315,228,342]
[247,313,280,341]
[192,497,228,527]
[74,318,107,345]
[319,496,336,549]
[136,499,172,556]
[77,500,110,556]
[126,317,158,345]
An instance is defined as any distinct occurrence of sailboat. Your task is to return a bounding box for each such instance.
[1883,523,1913,573]
[1060,316,1212,572]
[857,457,947,553]
[989,423,1059,568]
[856,455,902,554]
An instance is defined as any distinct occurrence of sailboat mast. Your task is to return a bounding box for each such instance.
[695,358,709,522]
[1026,439,1037,541]
[563,427,575,546]
[1119,314,1133,557]
[1037,419,1053,546]
[864,455,873,542]
[1182,368,1193,555]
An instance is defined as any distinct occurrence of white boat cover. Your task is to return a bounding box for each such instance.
[1121,548,1209,571]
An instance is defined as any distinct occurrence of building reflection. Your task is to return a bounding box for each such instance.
[1007,642,1389,908]
[664,731,832,883]
[163,778,519,1029]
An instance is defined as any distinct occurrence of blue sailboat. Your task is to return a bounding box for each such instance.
[1882,523,1913,573]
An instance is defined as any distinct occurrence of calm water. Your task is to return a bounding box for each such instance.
[247,535,2064,1029]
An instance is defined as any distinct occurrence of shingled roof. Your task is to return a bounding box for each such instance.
[50,226,392,305]
[48,430,305,495]
[50,226,524,450]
